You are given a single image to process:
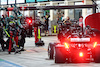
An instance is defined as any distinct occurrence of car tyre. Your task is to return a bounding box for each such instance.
[48,43,54,59]
[94,46,100,63]
[55,47,66,63]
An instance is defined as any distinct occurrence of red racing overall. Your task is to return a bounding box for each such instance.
[8,22,19,53]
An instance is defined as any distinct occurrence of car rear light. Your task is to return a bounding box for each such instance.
[93,42,97,48]
[79,52,83,57]
[64,42,69,49]
[79,52,84,57]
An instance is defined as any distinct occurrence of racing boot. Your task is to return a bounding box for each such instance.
[8,51,11,54]
[1,43,5,51]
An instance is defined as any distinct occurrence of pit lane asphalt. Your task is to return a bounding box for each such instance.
[0,36,100,67]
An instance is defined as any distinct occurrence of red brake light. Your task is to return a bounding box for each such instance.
[64,42,69,49]
[79,52,83,57]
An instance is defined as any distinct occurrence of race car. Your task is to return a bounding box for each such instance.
[57,21,82,43]
[48,26,100,63]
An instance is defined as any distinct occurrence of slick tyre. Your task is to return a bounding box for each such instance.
[55,47,66,63]
[48,43,54,59]
[94,46,100,63]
